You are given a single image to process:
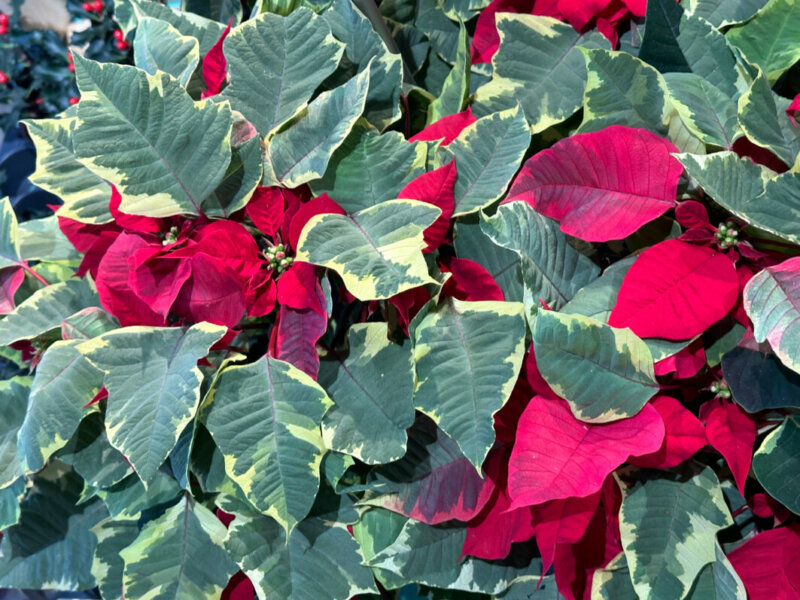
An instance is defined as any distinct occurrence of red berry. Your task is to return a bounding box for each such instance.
[113,29,124,41]
[0,71,9,85]
[91,0,104,11]
[115,40,128,50]
[0,13,8,24]
[82,2,92,10]
[68,96,80,105]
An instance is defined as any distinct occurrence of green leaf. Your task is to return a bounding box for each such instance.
[454,220,524,303]
[90,518,140,600]
[310,125,427,213]
[127,0,226,54]
[0,198,22,272]
[58,412,133,490]
[23,117,113,224]
[619,468,733,600]
[412,298,526,468]
[562,257,636,322]
[638,0,691,73]
[120,496,237,600]
[0,378,29,489]
[686,544,747,599]
[665,73,739,148]
[367,517,542,593]
[96,471,182,521]
[742,258,800,375]
[676,150,800,242]
[225,511,377,600]
[182,0,242,25]
[18,215,81,263]
[296,199,439,300]
[0,463,107,591]
[17,341,103,475]
[684,0,768,28]
[133,16,200,86]
[427,21,469,125]
[220,8,344,137]
[473,15,609,133]
[579,48,669,134]
[726,0,800,83]
[323,0,402,130]
[752,416,800,514]
[593,545,746,600]
[319,323,415,464]
[0,478,24,531]
[0,278,101,345]
[532,311,658,423]
[351,507,409,589]
[78,323,226,486]
[676,149,776,221]
[203,355,332,534]
[264,69,369,187]
[60,307,119,341]
[445,106,530,216]
[73,56,233,217]
[738,70,800,166]
[481,202,600,312]
[200,119,263,218]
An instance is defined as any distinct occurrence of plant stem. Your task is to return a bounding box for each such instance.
[21,263,49,286]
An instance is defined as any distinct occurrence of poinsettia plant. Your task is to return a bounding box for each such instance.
[2,0,800,598]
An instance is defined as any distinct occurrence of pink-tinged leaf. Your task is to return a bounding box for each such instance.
[654,339,706,378]
[505,126,682,242]
[470,0,559,63]
[269,279,327,379]
[276,262,321,313]
[367,417,493,525]
[388,286,431,334]
[246,186,287,238]
[558,0,613,31]
[439,256,504,302]
[701,398,756,495]
[508,396,664,507]
[0,266,24,314]
[182,220,262,279]
[408,108,477,145]
[130,247,192,318]
[621,0,645,16]
[553,501,615,600]
[221,571,255,600]
[678,227,716,243]
[728,526,800,600]
[96,233,165,327]
[732,136,790,174]
[493,375,533,443]
[398,160,457,252]
[287,194,345,251]
[608,239,739,339]
[83,386,108,409]
[201,20,232,98]
[172,254,247,328]
[788,92,800,126]
[109,184,163,233]
[533,491,602,574]
[748,493,791,522]
[462,448,536,560]
[244,269,277,318]
[675,200,711,230]
[524,345,558,400]
[628,396,707,469]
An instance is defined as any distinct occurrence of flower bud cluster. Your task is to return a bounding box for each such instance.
[716,221,739,249]
[263,243,293,273]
